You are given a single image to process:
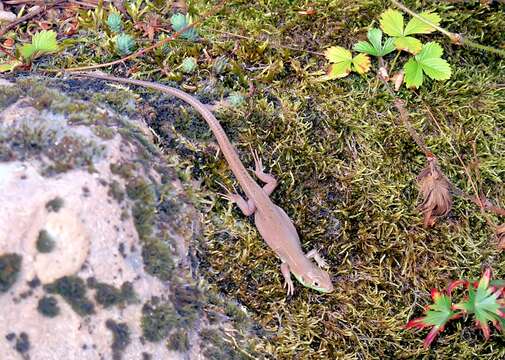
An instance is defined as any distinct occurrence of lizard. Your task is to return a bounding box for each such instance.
[73,71,334,295]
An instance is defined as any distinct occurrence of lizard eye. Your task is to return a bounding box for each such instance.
[313,281,319,287]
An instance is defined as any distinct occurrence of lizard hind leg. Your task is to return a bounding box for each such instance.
[306,249,329,269]
[250,147,278,196]
[216,181,256,216]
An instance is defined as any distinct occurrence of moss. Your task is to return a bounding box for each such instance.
[92,125,115,140]
[167,330,189,352]
[0,253,22,292]
[110,162,136,180]
[108,180,125,203]
[87,278,137,308]
[141,298,179,342]
[106,319,130,360]
[45,197,64,212]
[44,276,95,316]
[141,240,174,281]
[37,296,60,317]
[170,282,203,329]
[36,230,56,253]
[14,332,30,354]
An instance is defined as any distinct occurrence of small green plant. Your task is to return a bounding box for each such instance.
[181,57,197,73]
[107,12,123,33]
[322,8,451,89]
[380,9,440,54]
[406,268,505,348]
[323,47,371,79]
[227,92,245,107]
[170,13,198,41]
[115,33,136,55]
[0,30,59,72]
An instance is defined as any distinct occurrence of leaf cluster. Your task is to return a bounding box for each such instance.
[0,30,60,73]
[406,269,505,348]
[323,8,451,89]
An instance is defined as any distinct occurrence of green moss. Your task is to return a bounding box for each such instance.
[37,296,60,317]
[170,282,203,329]
[44,276,95,316]
[93,125,115,140]
[45,197,64,212]
[0,253,22,292]
[110,162,136,180]
[106,319,130,360]
[87,278,137,308]
[141,240,174,281]
[108,180,125,203]
[141,298,179,342]
[36,230,56,253]
[167,330,189,352]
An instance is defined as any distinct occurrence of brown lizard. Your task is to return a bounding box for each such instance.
[74,72,334,295]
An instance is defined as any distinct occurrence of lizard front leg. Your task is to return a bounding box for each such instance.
[280,262,295,296]
[251,149,278,196]
[218,182,256,216]
[306,249,329,269]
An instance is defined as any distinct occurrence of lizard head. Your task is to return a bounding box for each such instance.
[293,267,334,293]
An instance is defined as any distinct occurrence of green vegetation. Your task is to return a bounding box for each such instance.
[44,276,95,316]
[0,253,22,293]
[45,197,64,212]
[87,278,137,308]
[0,0,504,358]
[37,296,60,317]
[36,230,56,253]
[106,319,130,360]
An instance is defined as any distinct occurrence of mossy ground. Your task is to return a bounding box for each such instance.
[5,0,505,358]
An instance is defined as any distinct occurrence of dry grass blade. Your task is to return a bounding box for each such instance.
[417,156,452,227]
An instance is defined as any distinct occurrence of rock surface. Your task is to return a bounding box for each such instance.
[0,76,260,360]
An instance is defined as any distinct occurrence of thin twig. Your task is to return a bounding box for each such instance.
[0,0,66,38]
[391,0,505,57]
[56,0,227,72]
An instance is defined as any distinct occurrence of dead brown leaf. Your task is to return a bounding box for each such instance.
[497,224,505,249]
[417,156,452,227]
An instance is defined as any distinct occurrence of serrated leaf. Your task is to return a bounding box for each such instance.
[404,57,424,88]
[324,46,352,63]
[454,269,505,340]
[394,36,422,54]
[404,11,441,36]
[406,289,461,348]
[353,28,395,57]
[326,62,351,79]
[367,28,383,51]
[380,9,404,37]
[416,41,443,61]
[382,37,396,55]
[19,30,59,60]
[353,41,378,56]
[351,53,371,74]
[0,59,22,72]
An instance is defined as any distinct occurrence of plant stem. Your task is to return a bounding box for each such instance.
[389,50,401,75]
[391,0,505,57]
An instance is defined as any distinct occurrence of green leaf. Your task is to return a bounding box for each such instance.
[323,46,370,79]
[455,269,505,339]
[404,55,424,88]
[353,28,395,57]
[19,30,59,60]
[324,46,352,63]
[380,9,404,37]
[353,41,378,56]
[404,11,441,36]
[394,36,422,54]
[406,289,461,348]
[403,42,451,88]
[326,62,352,79]
[0,59,22,72]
